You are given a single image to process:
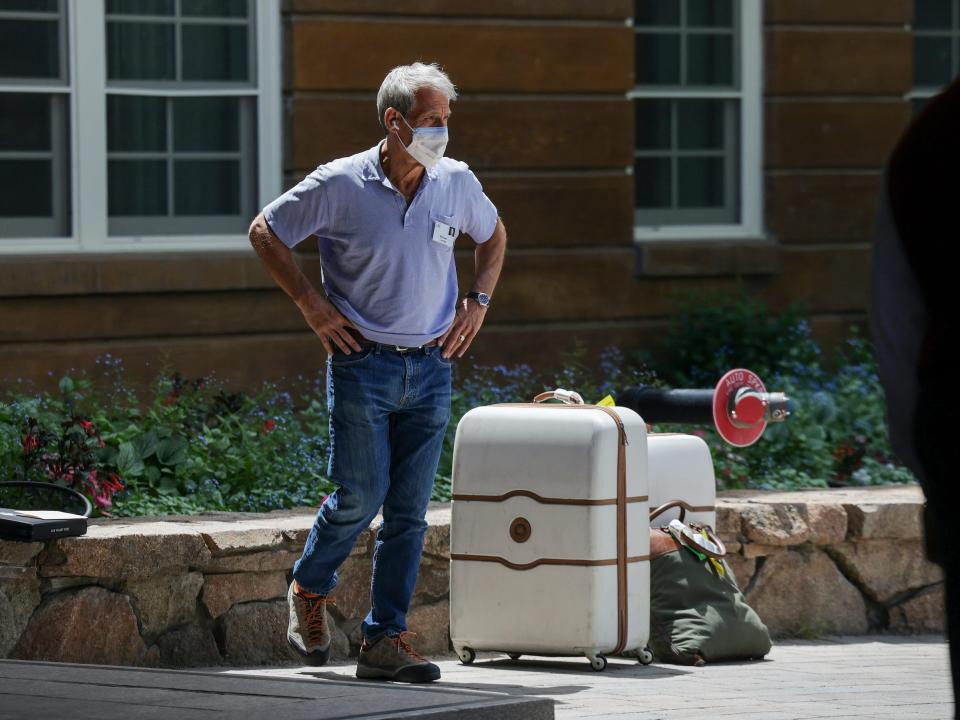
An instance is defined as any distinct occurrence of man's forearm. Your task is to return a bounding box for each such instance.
[248,213,323,311]
[470,217,507,295]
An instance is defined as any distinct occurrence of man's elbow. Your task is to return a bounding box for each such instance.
[248,212,267,241]
[249,213,282,253]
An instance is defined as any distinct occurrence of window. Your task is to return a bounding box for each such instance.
[911,0,960,113]
[0,0,281,254]
[0,0,71,238]
[629,0,763,241]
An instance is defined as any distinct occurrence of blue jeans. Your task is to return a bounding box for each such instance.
[291,341,452,641]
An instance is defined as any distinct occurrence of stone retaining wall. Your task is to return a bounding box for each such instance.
[717,486,944,638]
[0,487,943,668]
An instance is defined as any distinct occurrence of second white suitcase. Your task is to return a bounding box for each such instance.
[647,433,717,527]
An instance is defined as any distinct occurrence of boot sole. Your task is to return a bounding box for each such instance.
[356,663,441,683]
[287,635,331,667]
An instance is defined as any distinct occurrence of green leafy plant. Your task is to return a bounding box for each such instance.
[0,298,917,518]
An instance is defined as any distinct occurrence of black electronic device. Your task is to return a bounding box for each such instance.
[0,507,87,541]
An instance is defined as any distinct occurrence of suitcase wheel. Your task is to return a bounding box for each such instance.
[456,646,476,665]
[638,647,654,665]
[588,655,607,672]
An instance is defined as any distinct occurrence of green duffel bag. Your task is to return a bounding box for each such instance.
[648,500,772,666]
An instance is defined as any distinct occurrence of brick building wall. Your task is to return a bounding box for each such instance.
[0,0,918,394]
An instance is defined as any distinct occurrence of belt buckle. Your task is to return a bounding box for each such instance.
[394,343,422,352]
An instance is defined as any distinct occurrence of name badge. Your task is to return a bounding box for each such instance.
[431,220,459,249]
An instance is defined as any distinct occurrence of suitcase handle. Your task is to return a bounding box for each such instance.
[532,389,585,405]
[651,499,701,523]
[650,500,727,559]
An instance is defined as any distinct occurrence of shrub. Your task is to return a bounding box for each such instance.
[0,299,915,518]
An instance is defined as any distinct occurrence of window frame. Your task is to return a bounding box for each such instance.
[629,0,764,243]
[907,0,960,109]
[0,0,282,255]
[0,1,72,240]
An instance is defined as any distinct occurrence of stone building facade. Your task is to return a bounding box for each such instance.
[0,0,947,392]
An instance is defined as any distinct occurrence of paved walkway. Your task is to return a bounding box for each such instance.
[222,636,953,720]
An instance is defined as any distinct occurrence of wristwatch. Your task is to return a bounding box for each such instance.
[466,291,491,308]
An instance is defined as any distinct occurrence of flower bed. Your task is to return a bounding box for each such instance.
[0,296,914,518]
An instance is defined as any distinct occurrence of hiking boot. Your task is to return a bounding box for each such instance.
[356,631,441,683]
[286,580,334,665]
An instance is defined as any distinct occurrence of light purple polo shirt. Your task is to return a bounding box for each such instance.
[262,141,499,346]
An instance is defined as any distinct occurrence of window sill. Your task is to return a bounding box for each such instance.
[634,234,780,278]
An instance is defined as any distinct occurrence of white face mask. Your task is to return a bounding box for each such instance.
[394,114,448,169]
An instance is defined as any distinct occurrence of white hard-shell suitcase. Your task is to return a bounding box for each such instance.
[449,395,651,671]
[646,433,717,528]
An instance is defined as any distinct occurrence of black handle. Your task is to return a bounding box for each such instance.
[619,386,715,424]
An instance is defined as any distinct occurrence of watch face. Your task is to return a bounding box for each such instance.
[477,292,490,306]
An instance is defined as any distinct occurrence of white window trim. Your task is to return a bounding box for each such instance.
[0,0,282,255]
[630,0,764,243]
[907,0,960,102]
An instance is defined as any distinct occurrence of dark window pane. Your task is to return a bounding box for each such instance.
[107,95,166,152]
[173,97,239,151]
[181,0,248,17]
[914,0,952,29]
[174,159,240,215]
[678,99,724,150]
[0,159,52,216]
[635,33,680,85]
[634,0,679,26]
[635,157,671,208]
[105,0,174,14]
[181,24,248,81]
[635,99,671,150]
[687,0,733,27]
[107,22,175,80]
[687,33,734,85]
[109,159,167,215]
[678,156,724,207]
[0,1,58,10]
[0,19,59,79]
[914,36,953,86]
[0,94,50,151]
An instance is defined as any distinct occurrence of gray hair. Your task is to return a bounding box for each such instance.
[376,62,458,132]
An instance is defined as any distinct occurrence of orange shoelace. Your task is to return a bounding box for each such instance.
[301,595,335,642]
[390,631,426,663]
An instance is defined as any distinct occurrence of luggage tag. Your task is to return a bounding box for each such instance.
[431,220,459,249]
[596,395,616,407]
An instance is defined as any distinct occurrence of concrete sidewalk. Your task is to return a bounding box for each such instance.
[222,636,953,720]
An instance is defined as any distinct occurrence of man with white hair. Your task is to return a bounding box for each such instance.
[247,62,506,682]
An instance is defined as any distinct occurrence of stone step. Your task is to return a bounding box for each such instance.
[0,659,554,720]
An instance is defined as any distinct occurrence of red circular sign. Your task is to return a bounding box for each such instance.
[713,369,767,447]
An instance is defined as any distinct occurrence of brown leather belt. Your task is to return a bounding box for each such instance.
[344,326,440,352]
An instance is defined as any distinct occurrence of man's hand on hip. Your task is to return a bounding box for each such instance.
[298,292,362,355]
[438,298,487,359]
